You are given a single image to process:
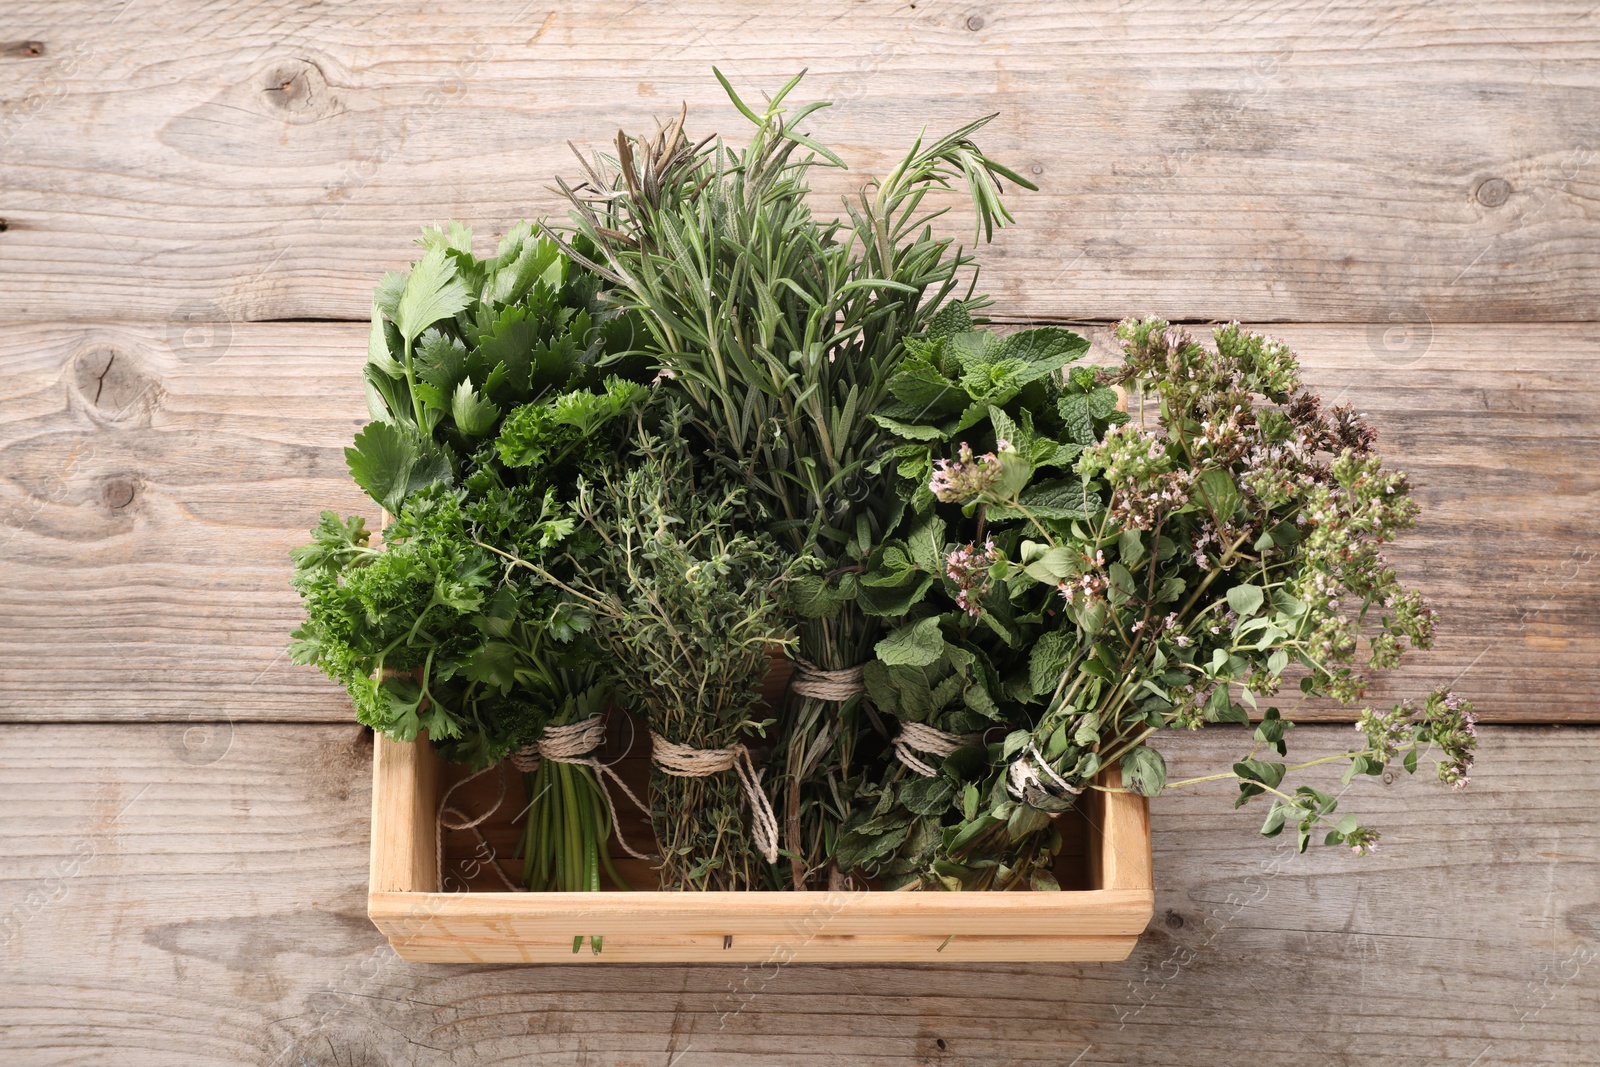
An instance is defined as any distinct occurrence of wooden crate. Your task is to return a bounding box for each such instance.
[368,733,1154,963]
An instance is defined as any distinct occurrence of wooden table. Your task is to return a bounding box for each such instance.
[2,2,1596,1063]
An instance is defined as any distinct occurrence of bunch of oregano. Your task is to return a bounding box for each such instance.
[841,314,1475,888]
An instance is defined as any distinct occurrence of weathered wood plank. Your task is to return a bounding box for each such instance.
[1,1,1598,323]
[0,722,1593,1065]
[0,320,372,724]
[0,321,1593,723]
[2,321,1594,723]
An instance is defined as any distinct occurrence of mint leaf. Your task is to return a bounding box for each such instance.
[870,413,948,440]
[875,616,946,668]
[885,358,966,416]
[905,514,947,573]
[998,326,1090,375]
[1057,393,1096,444]
[859,573,935,616]
[899,776,957,816]
[985,478,1097,521]
[1028,630,1075,696]
[925,301,973,341]
[783,574,855,619]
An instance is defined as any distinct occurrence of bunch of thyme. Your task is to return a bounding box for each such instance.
[502,405,795,889]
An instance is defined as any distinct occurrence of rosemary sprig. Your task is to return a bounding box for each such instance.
[553,70,1034,886]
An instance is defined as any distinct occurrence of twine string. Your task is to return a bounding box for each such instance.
[650,732,780,865]
[1006,742,1084,802]
[436,716,656,892]
[436,763,523,893]
[507,716,606,773]
[791,659,867,702]
[891,721,977,778]
[510,715,655,862]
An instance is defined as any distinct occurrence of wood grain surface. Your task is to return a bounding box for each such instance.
[2,320,1593,723]
[0,722,1593,1065]
[0,1,1598,324]
[1,1,1596,1062]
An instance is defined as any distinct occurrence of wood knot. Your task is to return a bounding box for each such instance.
[1476,177,1512,207]
[100,478,136,510]
[965,14,986,30]
[3,40,45,58]
[71,344,162,425]
[261,58,332,117]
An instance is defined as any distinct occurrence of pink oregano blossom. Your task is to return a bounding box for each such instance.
[946,539,1000,617]
[929,443,1002,504]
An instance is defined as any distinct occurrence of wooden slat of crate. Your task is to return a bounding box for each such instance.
[2,320,1596,724]
[386,933,1144,964]
[367,734,1155,963]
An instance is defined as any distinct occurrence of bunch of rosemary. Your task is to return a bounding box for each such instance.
[555,71,1034,886]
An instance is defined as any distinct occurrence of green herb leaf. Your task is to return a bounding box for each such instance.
[344,420,452,512]
[393,248,471,344]
[1121,745,1167,797]
[1227,583,1265,617]
[1233,759,1287,789]
[875,617,946,668]
[450,380,502,439]
[1028,631,1076,696]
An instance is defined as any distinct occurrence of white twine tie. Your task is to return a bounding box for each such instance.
[891,721,975,778]
[791,659,867,702]
[509,715,655,862]
[1006,742,1084,801]
[649,732,780,865]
